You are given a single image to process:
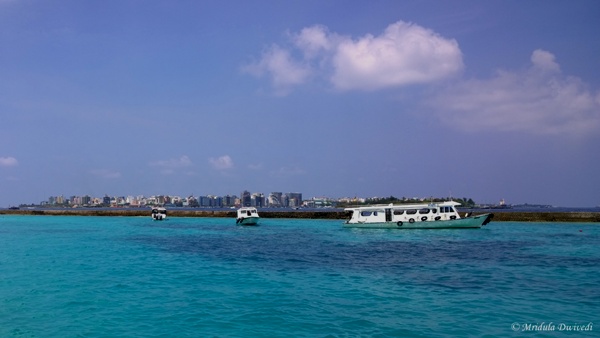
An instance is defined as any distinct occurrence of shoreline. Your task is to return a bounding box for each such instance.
[1,209,599,223]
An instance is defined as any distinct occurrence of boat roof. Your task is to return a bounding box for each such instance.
[344,201,461,211]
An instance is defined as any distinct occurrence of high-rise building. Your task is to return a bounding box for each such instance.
[251,193,265,207]
[269,192,283,207]
[199,196,212,207]
[82,195,91,206]
[212,196,223,208]
[287,192,303,208]
[222,195,236,207]
[240,190,252,207]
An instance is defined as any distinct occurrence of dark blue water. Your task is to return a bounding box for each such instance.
[1,216,598,337]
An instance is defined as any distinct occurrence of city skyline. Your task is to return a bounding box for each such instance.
[36,190,304,208]
[1,1,599,208]
[17,190,493,209]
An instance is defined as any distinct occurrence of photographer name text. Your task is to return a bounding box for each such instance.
[512,322,593,332]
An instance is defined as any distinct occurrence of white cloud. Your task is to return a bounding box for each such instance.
[531,49,560,73]
[90,169,121,179]
[244,21,462,94]
[0,156,18,167]
[242,45,311,95]
[330,21,463,91]
[431,50,600,135]
[293,25,334,59]
[209,155,234,170]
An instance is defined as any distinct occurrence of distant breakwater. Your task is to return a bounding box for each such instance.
[1,209,600,223]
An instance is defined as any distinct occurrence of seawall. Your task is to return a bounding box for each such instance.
[1,209,600,223]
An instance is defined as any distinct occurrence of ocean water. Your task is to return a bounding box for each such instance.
[1,216,598,337]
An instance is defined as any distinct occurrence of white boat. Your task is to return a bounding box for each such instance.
[344,201,492,229]
[236,207,260,225]
[151,207,167,221]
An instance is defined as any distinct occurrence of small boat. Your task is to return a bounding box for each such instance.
[151,207,167,221]
[344,201,492,229]
[236,207,260,225]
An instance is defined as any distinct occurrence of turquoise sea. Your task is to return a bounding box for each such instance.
[1,215,598,337]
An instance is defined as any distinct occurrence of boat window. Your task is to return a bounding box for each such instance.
[418,208,430,214]
[373,211,378,216]
[431,209,437,214]
[360,211,372,217]
[393,210,404,215]
[406,209,417,215]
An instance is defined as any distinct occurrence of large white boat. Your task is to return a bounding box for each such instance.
[344,201,492,229]
[151,207,167,221]
[236,207,260,225]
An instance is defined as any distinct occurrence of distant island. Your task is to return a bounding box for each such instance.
[11,193,488,210]
[6,193,599,223]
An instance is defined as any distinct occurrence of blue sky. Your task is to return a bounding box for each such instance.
[1,0,599,207]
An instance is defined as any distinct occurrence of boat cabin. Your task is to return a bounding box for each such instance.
[345,201,461,224]
[151,207,167,220]
[237,207,258,218]
[236,207,260,225]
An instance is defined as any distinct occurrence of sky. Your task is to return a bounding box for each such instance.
[1,0,599,207]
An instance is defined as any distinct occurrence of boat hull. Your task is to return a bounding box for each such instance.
[237,217,259,226]
[344,213,493,229]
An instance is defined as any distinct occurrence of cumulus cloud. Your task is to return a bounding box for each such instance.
[244,21,463,94]
[150,155,193,175]
[0,156,18,167]
[90,169,122,179]
[293,25,335,59]
[531,49,560,73]
[330,21,463,90]
[242,45,311,95]
[431,49,600,135]
[209,155,234,170]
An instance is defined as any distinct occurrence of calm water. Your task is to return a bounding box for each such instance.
[1,216,598,337]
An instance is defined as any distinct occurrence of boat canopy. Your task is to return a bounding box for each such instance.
[344,201,461,211]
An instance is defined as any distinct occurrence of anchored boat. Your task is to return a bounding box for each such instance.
[344,201,492,229]
[151,207,167,221]
[236,207,260,225]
